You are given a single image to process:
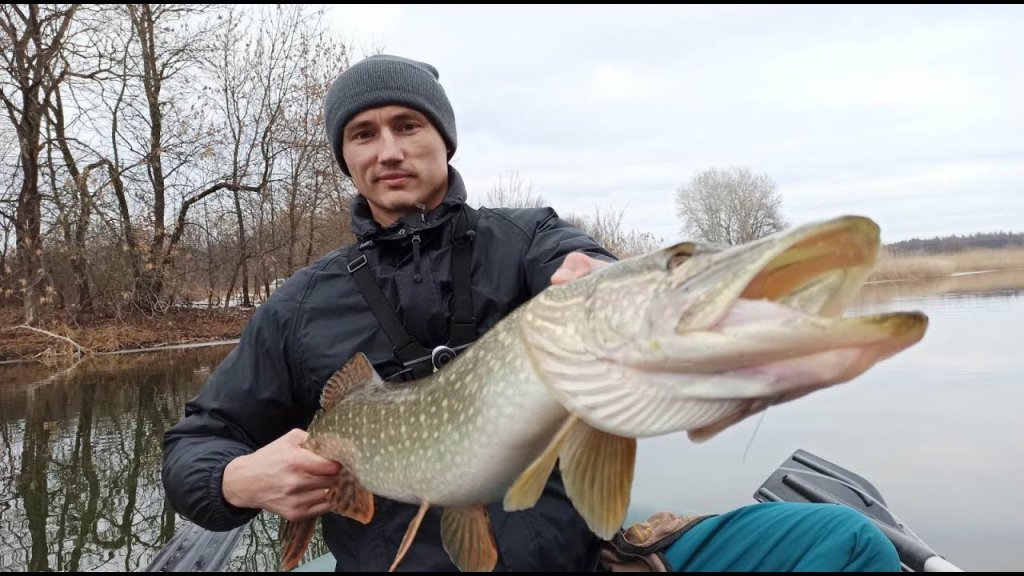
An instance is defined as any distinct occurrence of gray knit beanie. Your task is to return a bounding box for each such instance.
[324,54,457,176]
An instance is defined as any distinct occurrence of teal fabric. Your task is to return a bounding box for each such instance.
[664,502,900,572]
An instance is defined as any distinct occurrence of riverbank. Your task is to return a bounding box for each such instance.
[3,246,1022,362]
[0,306,253,363]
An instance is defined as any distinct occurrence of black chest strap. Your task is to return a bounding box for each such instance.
[346,205,479,375]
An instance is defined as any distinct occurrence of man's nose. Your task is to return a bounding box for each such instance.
[377,130,404,163]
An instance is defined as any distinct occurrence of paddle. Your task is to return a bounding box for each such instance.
[753,449,962,572]
[144,522,245,572]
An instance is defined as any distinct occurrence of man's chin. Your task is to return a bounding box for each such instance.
[385,193,444,213]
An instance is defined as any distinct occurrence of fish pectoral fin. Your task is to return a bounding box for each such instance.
[326,466,375,523]
[321,352,381,411]
[440,505,498,572]
[279,517,316,571]
[559,421,637,540]
[504,415,578,511]
[389,501,430,572]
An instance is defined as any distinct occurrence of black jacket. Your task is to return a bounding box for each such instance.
[162,168,617,571]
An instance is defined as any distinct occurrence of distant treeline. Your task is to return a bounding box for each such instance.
[886,232,1024,254]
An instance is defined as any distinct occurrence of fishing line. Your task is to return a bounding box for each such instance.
[742,409,768,463]
[777,466,926,544]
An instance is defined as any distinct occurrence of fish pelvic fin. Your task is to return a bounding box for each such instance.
[279,516,316,571]
[441,505,498,572]
[389,501,430,572]
[326,465,375,523]
[321,352,381,411]
[503,415,579,511]
[559,421,637,540]
[687,399,769,443]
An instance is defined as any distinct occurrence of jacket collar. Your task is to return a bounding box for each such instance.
[351,166,468,243]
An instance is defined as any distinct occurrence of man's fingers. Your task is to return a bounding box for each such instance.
[551,252,610,285]
[295,448,342,476]
[295,471,340,493]
[282,428,309,445]
[303,500,334,519]
[551,255,589,285]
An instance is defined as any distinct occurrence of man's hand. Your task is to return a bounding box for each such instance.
[550,252,611,285]
[223,428,341,521]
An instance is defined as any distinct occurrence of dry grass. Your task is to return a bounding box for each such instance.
[869,247,1024,282]
[0,306,253,363]
[857,267,1024,307]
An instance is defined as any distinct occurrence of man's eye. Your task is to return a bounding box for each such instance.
[350,130,372,141]
[398,122,420,132]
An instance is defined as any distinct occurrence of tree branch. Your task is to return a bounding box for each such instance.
[162,182,260,267]
[2,323,91,359]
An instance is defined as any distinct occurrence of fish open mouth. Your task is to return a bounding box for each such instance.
[681,215,927,363]
[738,216,880,317]
[665,216,889,333]
[737,215,880,315]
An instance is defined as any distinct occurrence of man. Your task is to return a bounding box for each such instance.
[162,54,900,572]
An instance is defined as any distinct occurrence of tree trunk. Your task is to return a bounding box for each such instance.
[232,187,251,307]
[50,86,96,315]
[16,154,44,325]
[2,3,78,324]
[128,4,169,305]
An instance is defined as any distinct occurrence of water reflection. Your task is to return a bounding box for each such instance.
[0,346,332,572]
[1,349,216,571]
[2,270,1023,571]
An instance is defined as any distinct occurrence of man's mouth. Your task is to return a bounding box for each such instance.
[378,172,413,183]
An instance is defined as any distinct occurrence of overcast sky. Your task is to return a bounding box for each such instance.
[323,5,1023,245]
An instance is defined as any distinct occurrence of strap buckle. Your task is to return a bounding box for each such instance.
[347,254,367,273]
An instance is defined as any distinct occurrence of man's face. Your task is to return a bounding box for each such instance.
[342,105,449,226]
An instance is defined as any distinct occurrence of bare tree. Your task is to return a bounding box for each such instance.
[482,169,659,258]
[45,75,107,316]
[279,10,350,273]
[124,4,224,307]
[208,7,263,308]
[0,4,79,324]
[674,166,788,245]
[0,4,355,319]
[0,121,18,294]
[564,206,661,259]
[483,169,547,209]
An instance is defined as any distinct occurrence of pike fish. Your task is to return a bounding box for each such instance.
[279,215,928,571]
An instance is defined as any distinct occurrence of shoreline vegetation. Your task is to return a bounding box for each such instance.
[2,247,1023,365]
[869,247,1024,282]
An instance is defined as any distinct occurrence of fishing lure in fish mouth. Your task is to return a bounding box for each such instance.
[279,214,928,572]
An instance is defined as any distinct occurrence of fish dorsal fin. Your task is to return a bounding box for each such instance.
[504,415,578,511]
[322,352,380,411]
[326,465,375,524]
[440,506,498,572]
[279,517,316,571]
[559,421,637,540]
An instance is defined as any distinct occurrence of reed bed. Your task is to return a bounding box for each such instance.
[869,247,1024,282]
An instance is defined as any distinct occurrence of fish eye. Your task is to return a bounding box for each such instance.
[666,242,696,270]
